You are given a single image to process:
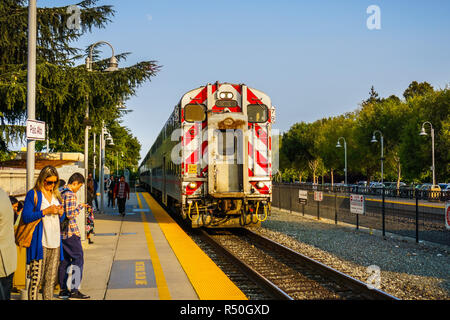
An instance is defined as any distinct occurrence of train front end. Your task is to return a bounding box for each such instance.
[180,82,274,227]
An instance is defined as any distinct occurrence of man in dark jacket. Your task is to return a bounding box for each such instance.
[113,176,130,217]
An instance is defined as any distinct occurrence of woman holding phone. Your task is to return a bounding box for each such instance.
[22,165,65,300]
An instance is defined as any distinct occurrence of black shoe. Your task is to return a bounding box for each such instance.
[70,290,90,299]
[58,289,71,299]
[88,238,94,244]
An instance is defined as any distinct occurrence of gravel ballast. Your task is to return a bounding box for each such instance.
[253,208,450,300]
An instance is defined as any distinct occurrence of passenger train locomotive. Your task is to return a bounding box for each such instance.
[139,82,276,228]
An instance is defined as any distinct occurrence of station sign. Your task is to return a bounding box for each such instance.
[350,194,365,214]
[26,119,46,141]
[314,191,323,202]
[445,202,450,230]
[298,190,308,205]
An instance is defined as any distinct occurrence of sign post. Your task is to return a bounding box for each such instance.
[314,191,323,202]
[350,194,365,230]
[26,0,37,193]
[314,191,323,220]
[298,190,308,205]
[26,119,46,141]
[350,194,365,214]
[445,202,450,230]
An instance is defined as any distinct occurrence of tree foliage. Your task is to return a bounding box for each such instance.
[280,83,450,184]
[0,0,161,170]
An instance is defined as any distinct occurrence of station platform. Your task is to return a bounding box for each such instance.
[12,192,247,300]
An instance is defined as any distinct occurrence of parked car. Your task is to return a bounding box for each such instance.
[419,184,437,191]
[369,182,385,195]
[357,181,368,187]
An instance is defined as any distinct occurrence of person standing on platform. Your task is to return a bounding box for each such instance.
[106,176,115,208]
[57,173,90,300]
[9,196,20,224]
[86,173,95,209]
[85,205,95,245]
[0,188,17,300]
[113,175,130,217]
[22,165,64,300]
[93,177,99,212]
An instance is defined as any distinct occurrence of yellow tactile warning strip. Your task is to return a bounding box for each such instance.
[136,193,172,300]
[140,192,247,300]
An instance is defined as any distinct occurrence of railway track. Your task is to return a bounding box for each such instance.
[151,191,398,300]
[197,228,399,300]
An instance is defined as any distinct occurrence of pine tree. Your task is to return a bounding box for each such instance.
[361,86,381,107]
[0,0,161,164]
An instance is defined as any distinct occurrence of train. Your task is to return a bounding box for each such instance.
[138,82,275,228]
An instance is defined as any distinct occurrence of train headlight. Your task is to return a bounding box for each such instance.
[188,182,198,189]
[256,181,265,189]
[219,92,234,100]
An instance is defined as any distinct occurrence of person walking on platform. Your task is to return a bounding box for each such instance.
[113,175,130,217]
[106,176,115,208]
[0,188,17,300]
[57,173,90,300]
[22,165,65,300]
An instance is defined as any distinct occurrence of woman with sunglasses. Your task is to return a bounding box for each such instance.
[22,165,64,300]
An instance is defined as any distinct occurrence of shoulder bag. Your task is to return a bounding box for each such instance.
[14,190,40,248]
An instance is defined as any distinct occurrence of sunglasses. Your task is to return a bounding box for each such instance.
[45,180,58,185]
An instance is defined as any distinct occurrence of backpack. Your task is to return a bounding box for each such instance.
[60,189,71,233]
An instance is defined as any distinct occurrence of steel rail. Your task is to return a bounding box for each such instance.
[197,229,293,300]
[239,228,399,300]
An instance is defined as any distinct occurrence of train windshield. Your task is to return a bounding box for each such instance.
[184,104,206,122]
[248,104,268,123]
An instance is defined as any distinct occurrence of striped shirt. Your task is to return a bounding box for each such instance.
[60,187,84,240]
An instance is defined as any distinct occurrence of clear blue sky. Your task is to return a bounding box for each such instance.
[37,0,450,161]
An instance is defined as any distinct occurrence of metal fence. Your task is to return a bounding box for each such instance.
[272,183,450,247]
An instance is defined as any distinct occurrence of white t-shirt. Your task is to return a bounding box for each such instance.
[41,194,61,249]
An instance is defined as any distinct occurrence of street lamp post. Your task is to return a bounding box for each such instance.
[336,137,348,186]
[26,0,37,192]
[99,121,114,213]
[93,133,96,181]
[85,41,118,212]
[371,130,385,237]
[419,121,436,186]
[116,151,119,175]
[371,130,384,185]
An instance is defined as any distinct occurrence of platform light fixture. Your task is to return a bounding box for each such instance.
[371,130,384,185]
[336,137,347,185]
[419,121,436,186]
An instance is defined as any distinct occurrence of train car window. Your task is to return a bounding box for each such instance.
[184,104,206,122]
[248,104,268,123]
[217,130,237,156]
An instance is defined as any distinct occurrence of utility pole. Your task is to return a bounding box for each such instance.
[26,0,37,191]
